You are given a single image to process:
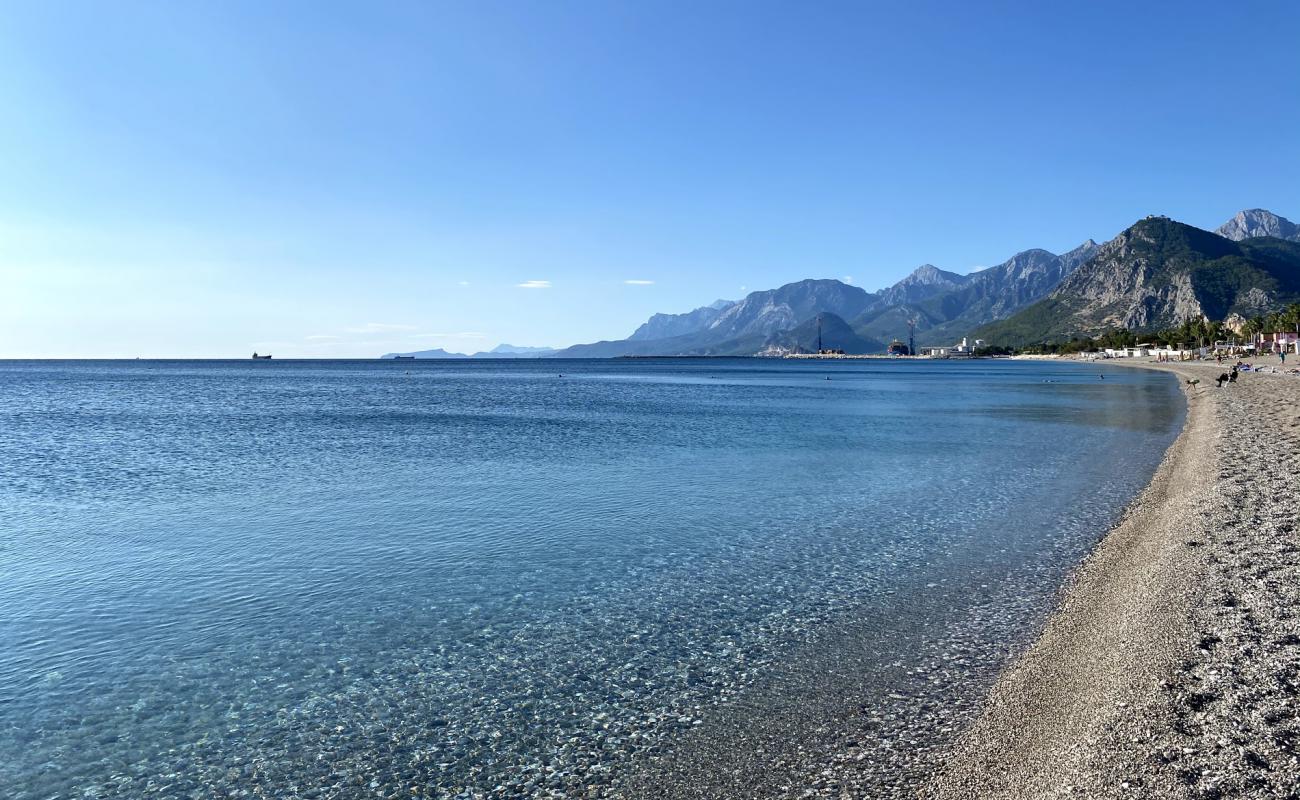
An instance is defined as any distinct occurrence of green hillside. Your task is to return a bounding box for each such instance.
[975,218,1300,346]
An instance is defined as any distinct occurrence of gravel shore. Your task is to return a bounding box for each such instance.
[927,361,1300,799]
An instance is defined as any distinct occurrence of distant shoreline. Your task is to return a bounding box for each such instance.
[4,354,1007,362]
[927,359,1300,797]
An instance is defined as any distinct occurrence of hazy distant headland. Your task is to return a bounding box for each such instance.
[381,343,559,359]
[401,209,1300,360]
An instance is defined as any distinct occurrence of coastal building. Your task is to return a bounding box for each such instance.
[1258,331,1299,354]
[950,337,984,355]
[886,340,911,356]
[1148,346,1208,361]
[922,337,984,358]
[1103,345,1153,358]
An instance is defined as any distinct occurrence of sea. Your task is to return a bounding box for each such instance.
[0,358,1183,799]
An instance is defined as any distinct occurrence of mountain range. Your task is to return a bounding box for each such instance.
[849,239,1101,347]
[547,235,1107,356]
[380,208,1300,358]
[381,343,558,359]
[546,209,1299,356]
[556,280,887,357]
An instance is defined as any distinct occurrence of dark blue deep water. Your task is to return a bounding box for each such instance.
[0,359,1182,798]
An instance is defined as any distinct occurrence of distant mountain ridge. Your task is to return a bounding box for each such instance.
[704,279,876,341]
[550,252,1087,357]
[389,208,1297,357]
[382,343,558,359]
[554,280,877,357]
[551,241,1102,356]
[850,240,1100,346]
[628,300,734,341]
[487,344,556,356]
[380,347,466,359]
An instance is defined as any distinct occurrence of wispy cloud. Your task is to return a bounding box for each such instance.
[517,280,551,289]
[623,279,654,286]
[305,334,341,341]
[842,275,854,284]
[344,323,419,334]
[411,332,487,339]
[458,280,470,286]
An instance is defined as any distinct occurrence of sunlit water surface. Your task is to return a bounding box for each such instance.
[0,359,1182,798]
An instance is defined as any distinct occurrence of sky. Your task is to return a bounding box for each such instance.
[2,0,1299,358]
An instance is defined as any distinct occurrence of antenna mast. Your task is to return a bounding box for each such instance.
[817,315,823,353]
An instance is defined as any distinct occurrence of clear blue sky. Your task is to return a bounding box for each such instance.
[3,0,1298,357]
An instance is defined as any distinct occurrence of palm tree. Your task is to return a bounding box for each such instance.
[1205,319,1224,345]
[1283,303,1300,331]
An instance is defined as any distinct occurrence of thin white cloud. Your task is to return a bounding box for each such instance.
[458,280,470,286]
[842,275,854,284]
[623,279,654,285]
[305,334,341,341]
[517,280,551,289]
[344,323,419,334]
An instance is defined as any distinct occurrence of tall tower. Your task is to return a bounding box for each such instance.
[817,315,823,353]
[907,318,916,356]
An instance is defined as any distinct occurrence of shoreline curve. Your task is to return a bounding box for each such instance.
[925,360,1300,798]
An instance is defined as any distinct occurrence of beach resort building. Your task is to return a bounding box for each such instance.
[1103,345,1152,358]
[1258,331,1299,354]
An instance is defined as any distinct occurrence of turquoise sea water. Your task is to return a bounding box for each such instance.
[0,359,1181,798]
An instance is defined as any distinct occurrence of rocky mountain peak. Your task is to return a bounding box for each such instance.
[1216,209,1300,243]
[706,279,874,339]
[1057,239,1100,272]
[871,265,969,309]
[900,264,967,286]
[977,213,1300,345]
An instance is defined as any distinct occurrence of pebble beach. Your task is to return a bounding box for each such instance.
[927,359,1300,799]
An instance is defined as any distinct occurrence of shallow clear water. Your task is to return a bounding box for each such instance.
[0,358,1181,798]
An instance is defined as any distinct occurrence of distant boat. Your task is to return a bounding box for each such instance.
[392,355,416,360]
[252,352,272,359]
